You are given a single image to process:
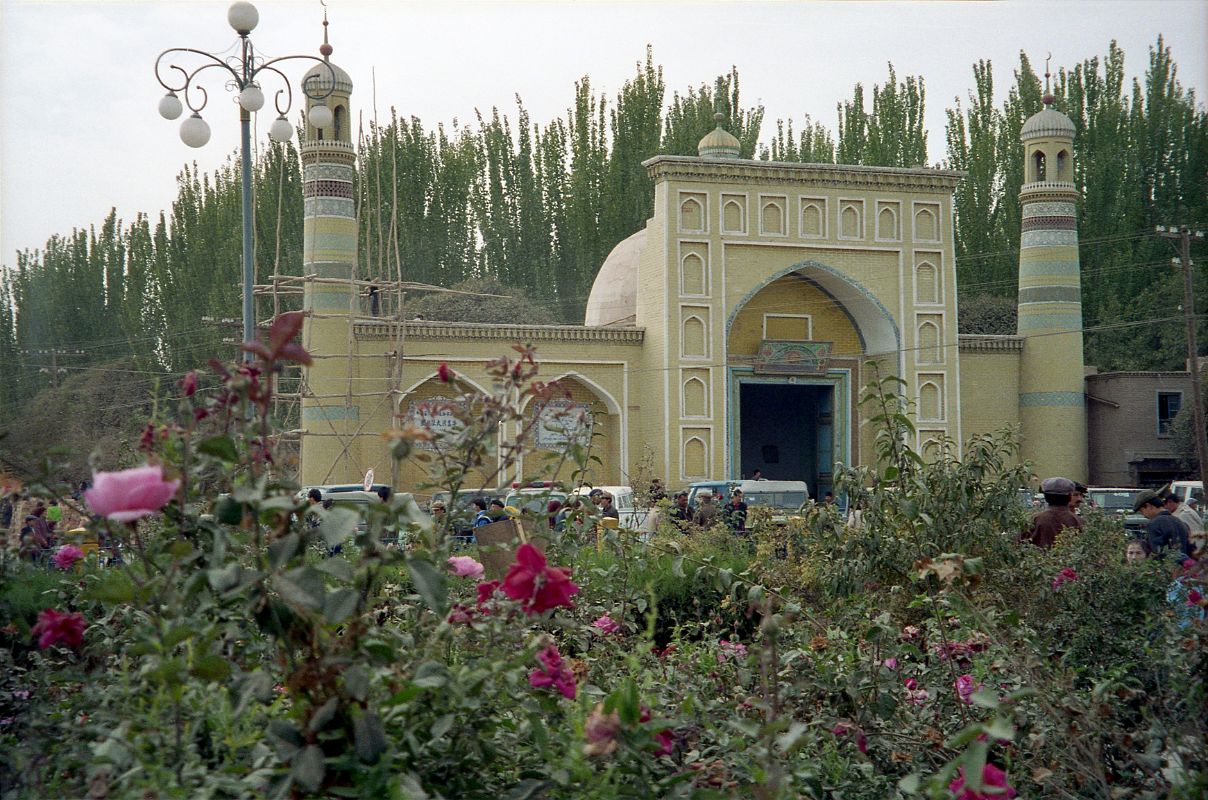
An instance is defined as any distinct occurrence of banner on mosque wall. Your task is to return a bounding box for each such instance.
[753,340,832,375]
[533,399,592,449]
[404,396,466,450]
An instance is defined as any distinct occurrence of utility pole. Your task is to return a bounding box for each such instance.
[20,348,86,388]
[1157,225,1207,491]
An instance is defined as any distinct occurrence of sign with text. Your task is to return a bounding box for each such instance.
[532,399,592,449]
[404,396,466,450]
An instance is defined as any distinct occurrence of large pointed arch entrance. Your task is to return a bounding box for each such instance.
[724,261,900,497]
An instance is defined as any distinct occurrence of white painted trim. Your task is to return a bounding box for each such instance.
[837,197,866,241]
[948,207,963,457]
[912,250,945,306]
[664,188,673,483]
[757,193,789,238]
[678,425,714,481]
[677,190,709,235]
[916,372,947,422]
[720,245,729,477]
[911,200,941,243]
[399,371,491,398]
[762,313,813,341]
[914,313,946,366]
[678,239,711,298]
[917,427,948,454]
[680,369,711,419]
[798,195,828,239]
[875,200,902,242]
[720,192,749,236]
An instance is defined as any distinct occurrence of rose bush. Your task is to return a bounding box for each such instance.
[0,346,1203,798]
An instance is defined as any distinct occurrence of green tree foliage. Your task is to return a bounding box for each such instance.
[838,64,928,167]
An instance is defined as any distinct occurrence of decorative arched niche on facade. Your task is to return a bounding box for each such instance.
[917,319,942,364]
[681,252,706,296]
[915,260,939,304]
[683,376,708,417]
[682,436,708,480]
[878,206,898,240]
[723,198,746,234]
[726,261,901,364]
[914,206,938,241]
[918,379,944,421]
[395,372,497,489]
[680,196,704,232]
[800,200,825,238]
[518,373,622,485]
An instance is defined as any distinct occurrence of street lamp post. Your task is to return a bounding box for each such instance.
[154,1,333,359]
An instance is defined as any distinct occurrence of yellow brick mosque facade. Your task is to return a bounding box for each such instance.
[298,63,1087,495]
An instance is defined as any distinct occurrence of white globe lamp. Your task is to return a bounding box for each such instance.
[307,103,333,130]
[158,91,183,120]
[268,115,293,143]
[180,113,211,148]
[238,83,265,112]
[227,2,259,35]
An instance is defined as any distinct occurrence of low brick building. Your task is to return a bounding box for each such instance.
[1086,371,1195,487]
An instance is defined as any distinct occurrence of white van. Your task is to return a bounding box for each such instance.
[571,485,646,530]
[686,480,810,513]
[1169,480,1204,507]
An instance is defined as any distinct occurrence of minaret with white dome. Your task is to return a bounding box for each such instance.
[299,11,361,484]
[1015,60,1087,481]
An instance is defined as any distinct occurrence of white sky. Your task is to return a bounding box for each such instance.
[1,0,1205,265]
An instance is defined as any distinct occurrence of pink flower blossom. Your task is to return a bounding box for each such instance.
[639,706,675,756]
[1051,567,1079,590]
[447,555,485,579]
[900,625,922,642]
[955,674,982,705]
[949,764,1017,799]
[53,545,85,570]
[31,609,86,650]
[1183,559,1196,569]
[446,604,476,625]
[831,721,868,754]
[883,657,898,669]
[437,363,454,383]
[906,688,930,706]
[178,370,198,397]
[501,543,579,615]
[84,465,180,523]
[904,678,918,690]
[583,704,621,757]
[592,614,621,635]
[718,639,748,662]
[529,644,577,699]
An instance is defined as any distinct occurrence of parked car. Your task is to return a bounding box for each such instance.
[1168,480,1204,507]
[504,483,569,518]
[685,480,810,518]
[1086,487,1142,517]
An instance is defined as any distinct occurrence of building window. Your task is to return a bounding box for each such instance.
[1157,391,1182,436]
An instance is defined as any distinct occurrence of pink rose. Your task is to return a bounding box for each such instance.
[31,609,86,650]
[502,543,579,615]
[476,580,500,610]
[447,555,485,579]
[1183,559,1196,569]
[718,639,748,662]
[592,614,621,635]
[178,370,198,397]
[84,465,180,523]
[583,704,621,757]
[883,657,898,669]
[528,644,577,699]
[955,673,982,705]
[831,721,868,754]
[949,764,1016,799]
[53,545,85,570]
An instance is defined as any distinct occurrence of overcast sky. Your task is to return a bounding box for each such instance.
[1,0,1205,266]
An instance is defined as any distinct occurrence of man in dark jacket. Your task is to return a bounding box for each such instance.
[1134,489,1191,559]
[1022,477,1083,548]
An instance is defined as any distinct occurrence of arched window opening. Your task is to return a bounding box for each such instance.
[1033,150,1046,182]
[334,105,345,140]
[1056,149,1068,180]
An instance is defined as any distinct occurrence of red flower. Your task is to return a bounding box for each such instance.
[528,644,577,699]
[31,609,86,650]
[501,543,579,615]
[178,370,198,397]
[949,764,1016,799]
[240,310,312,366]
[1189,589,1203,607]
[437,362,453,383]
[1051,567,1079,590]
[639,706,675,755]
[831,721,868,754]
[476,580,500,610]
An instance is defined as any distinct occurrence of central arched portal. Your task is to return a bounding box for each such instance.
[725,262,900,497]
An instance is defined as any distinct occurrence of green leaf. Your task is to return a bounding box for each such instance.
[776,721,808,753]
[308,696,339,733]
[970,688,1000,709]
[162,624,196,650]
[291,745,325,792]
[214,495,243,525]
[266,720,303,761]
[898,773,920,793]
[354,711,387,764]
[190,654,231,683]
[412,661,448,689]
[502,779,552,800]
[406,557,450,617]
[430,713,455,740]
[276,566,325,611]
[323,588,360,624]
[207,563,241,593]
[316,557,353,583]
[198,435,239,462]
[319,507,359,549]
[269,532,301,570]
[984,717,1015,742]
[960,740,989,790]
[88,573,134,604]
[344,665,369,701]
